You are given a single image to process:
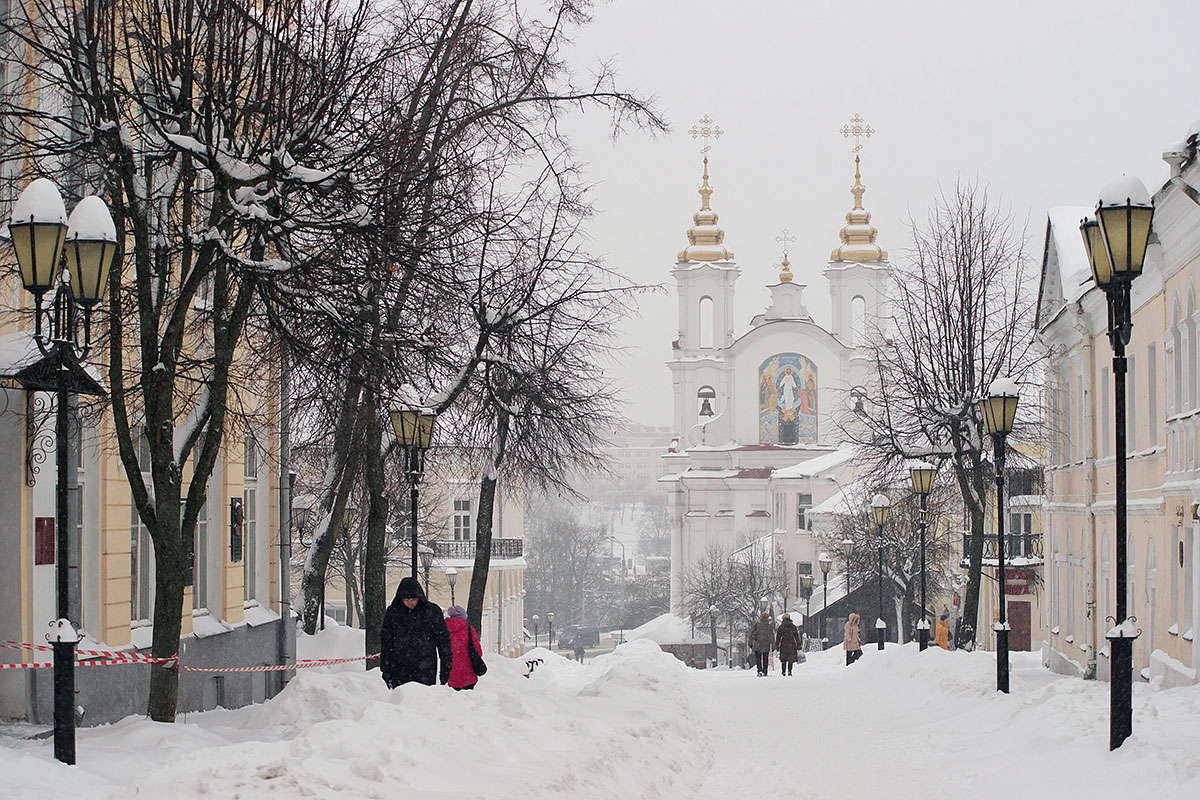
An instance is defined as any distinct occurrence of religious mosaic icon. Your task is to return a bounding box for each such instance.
[758,354,818,444]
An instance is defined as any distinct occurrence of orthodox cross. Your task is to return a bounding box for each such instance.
[839,113,874,154]
[689,115,723,155]
[776,228,796,259]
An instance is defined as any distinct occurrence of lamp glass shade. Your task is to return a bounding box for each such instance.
[546,612,554,623]
[392,407,435,448]
[444,567,457,587]
[818,552,832,572]
[840,538,855,558]
[420,549,433,569]
[1097,202,1154,277]
[909,461,937,495]
[64,196,118,305]
[1080,217,1113,289]
[800,574,814,591]
[980,386,1019,436]
[10,178,68,294]
[870,493,891,527]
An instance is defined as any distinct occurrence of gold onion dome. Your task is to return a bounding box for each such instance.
[830,155,887,262]
[678,156,734,262]
[778,252,793,283]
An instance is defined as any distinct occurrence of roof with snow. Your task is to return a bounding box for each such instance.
[1036,206,1093,330]
[626,613,710,645]
[771,446,856,480]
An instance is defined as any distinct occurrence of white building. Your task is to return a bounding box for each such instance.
[662,153,889,613]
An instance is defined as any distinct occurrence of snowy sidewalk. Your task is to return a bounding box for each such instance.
[1,639,1197,798]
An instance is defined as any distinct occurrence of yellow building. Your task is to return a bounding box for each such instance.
[1037,124,1200,686]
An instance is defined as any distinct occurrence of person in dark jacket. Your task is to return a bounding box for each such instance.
[748,612,776,676]
[380,576,452,688]
[775,613,803,676]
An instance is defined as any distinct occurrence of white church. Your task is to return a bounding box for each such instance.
[661,146,891,615]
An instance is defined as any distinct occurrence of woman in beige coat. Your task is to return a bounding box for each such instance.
[843,612,863,666]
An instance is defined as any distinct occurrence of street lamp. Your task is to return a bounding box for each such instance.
[1080,176,1154,750]
[800,573,815,644]
[9,180,117,765]
[909,461,938,651]
[420,546,434,596]
[547,611,555,649]
[818,552,832,646]
[840,537,855,619]
[389,405,436,579]
[870,494,891,651]
[708,603,718,668]
[532,614,540,648]
[444,566,458,607]
[979,377,1020,695]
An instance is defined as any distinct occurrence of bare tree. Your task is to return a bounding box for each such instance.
[847,180,1040,649]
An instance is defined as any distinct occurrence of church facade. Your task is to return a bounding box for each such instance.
[662,152,890,615]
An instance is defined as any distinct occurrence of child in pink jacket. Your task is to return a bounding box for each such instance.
[445,606,483,690]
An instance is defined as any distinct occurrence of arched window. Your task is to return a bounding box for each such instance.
[698,296,714,349]
[1146,538,1157,658]
[1171,524,1180,632]
[1187,290,1197,410]
[1172,299,1183,413]
[697,385,716,418]
[851,295,867,346]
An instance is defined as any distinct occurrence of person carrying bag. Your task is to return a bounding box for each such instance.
[445,605,485,690]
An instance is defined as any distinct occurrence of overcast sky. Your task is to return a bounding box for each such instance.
[561,0,1200,428]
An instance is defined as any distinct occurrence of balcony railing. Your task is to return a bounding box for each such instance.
[432,538,523,560]
[962,532,1043,562]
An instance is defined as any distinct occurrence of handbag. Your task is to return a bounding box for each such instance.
[468,634,488,676]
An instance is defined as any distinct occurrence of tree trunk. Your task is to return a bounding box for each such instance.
[147,502,184,722]
[363,410,388,670]
[955,457,988,650]
[467,408,510,641]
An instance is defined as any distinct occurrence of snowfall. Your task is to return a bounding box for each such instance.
[2,625,1199,799]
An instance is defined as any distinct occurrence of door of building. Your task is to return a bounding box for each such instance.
[1008,600,1031,651]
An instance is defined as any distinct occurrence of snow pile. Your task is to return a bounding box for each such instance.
[625,612,707,644]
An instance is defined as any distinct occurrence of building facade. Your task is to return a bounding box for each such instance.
[1037,127,1200,686]
[662,151,889,615]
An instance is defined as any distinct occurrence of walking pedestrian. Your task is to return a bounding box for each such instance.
[748,611,775,676]
[844,612,863,666]
[380,576,452,688]
[444,605,484,691]
[775,613,803,676]
[935,613,951,650]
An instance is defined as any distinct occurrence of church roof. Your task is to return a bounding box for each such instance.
[677,156,735,263]
[829,155,888,263]
[770,446,857,480]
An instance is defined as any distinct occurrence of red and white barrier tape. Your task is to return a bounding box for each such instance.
[0,640,376,672]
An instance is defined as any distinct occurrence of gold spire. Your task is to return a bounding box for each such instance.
[776,228,796,282]
[679,116,733,263]
[831,114,886,263]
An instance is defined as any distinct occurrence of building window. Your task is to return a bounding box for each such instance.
[1127,355,1136,452]
[131,425,153,622]
[1172,302,1183,413]
[191,498,209,609]
[698,296,714,349]
[1188,292,1197,410]
[1100,369,1111,457]
[796,493,812,530]
[697,385,716,418]
[244,433,258,601]
[1185,527,1195,636]
[453,498,472,541]
[1148,343,1157,447]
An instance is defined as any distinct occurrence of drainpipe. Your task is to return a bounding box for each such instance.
[1072,305,1099,679]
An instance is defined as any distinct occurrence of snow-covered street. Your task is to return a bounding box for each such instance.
[2,632,1198,799]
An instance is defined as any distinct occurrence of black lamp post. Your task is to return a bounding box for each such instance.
[532,614,540,648]
[870,495,890,651]
[9,180,117,765]
[708,603,718,668]
[389,406,436,579]
[800,574,814,642]
[445,567,458,607]
[980,377,1020,694]
[818,552,832,647]
[420,547,434,597]
[547,611,555,649]
[1079,176,1155,750]
[840,537,855,619]
[909,461,938,651]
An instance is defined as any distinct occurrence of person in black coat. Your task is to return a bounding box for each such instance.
[380,576,452,688]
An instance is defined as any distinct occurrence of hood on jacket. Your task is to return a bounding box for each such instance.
[847,612,860,626]
[393,576,426,603]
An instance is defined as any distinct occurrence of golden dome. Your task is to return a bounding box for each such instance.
[778,252,793,283]
[830,155,887,263]
[678,156,734,262]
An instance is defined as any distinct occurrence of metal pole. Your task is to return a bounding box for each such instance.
[877,529,885,651]
[995,433,1010,694]
[53,379,76,765]
[278,345,293,690]
[1109,286,1134,749]
[918,493,929,651]
[821,579,828,646]
[409,468,419,580]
